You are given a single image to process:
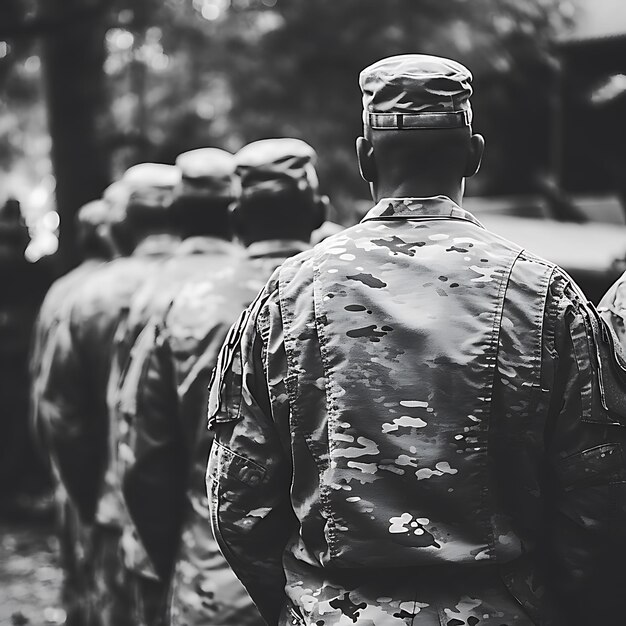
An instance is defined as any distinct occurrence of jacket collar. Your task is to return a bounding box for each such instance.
[175,236,241,257]
[361,195,484,229]
[245,239,310,260]
[132,234,180,257]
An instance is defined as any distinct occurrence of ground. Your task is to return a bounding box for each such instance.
[0,516,64,626]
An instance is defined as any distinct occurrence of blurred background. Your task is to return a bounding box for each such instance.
[0,0,624,268]
[0,0,625,623]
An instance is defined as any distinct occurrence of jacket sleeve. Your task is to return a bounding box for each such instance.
[38,310,106,522]
[207,280,297,625]
[121,320,186,581]
[544,273,626,623]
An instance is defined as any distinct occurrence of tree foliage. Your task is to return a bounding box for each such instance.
[0,0,574,228]
[217,0,572,200]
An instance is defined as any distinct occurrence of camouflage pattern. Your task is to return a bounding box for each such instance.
[105,237,238,538]
[122,239,307,626]
[37,234,178,626]
[30,258,103,425]
[109,236,240,622]
[30,258,104,626]
[208,196,626,625]
[38,234,178,523]
[90,526,134,626]
[55,481,95,626]
[360,55,473,129]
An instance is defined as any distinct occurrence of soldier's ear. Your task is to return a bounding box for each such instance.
[464,133,485,178]
[356,136,376,183]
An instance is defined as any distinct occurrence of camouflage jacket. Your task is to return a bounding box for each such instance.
[105,236,240,576]
[208,196,626,626]
[38,235,178,523]
[30,259,104,446]
[122,240,307,625]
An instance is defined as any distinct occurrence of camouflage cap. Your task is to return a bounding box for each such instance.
[360,54,473,130]
[122,163,181,212]
[235,138,318,199]
[174,148,237,200]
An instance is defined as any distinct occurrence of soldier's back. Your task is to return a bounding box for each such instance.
[252,197,570,623]
[166,249,302,626]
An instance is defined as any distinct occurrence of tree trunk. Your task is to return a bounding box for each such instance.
[39,0,111,271]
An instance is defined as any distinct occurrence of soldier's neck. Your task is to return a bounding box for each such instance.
[375,181,463,206]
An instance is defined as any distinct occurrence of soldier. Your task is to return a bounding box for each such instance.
[31,198,117,425]
[38,163,180,626]
[122,138,324,626]
[207,55,626,625]
[111,148,242,625]
[30,197,117,626]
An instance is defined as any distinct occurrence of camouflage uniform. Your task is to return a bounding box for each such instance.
[31,256,104,626]
[110,235,241,623]
[39,233,178,626]
[208,196,626,625]
[122,240,306,625]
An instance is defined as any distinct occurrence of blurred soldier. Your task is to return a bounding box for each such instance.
[30,197,117,626]
[122,138,324,626]
[207,55,626,626]
[111,148,242,625]
[38,163,180,626]
[31,198,117,427]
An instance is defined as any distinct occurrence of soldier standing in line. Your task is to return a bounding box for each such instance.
[122,138,324,626]
[31,198,118,427]
[38,163,181,626]
[207,55,626,625]
[110,148,242,626]
[31,197,119,626]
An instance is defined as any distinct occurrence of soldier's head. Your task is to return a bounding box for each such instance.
[356,54,485,204]
[171,148,236,241]
[232,138,325,246]
[121,163,180,248]
[75,199,115,261]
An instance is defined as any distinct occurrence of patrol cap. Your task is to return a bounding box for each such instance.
[174,148,236,200]
[235,138,319,199]
[122,163,181,212]
[360,54,473,130]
